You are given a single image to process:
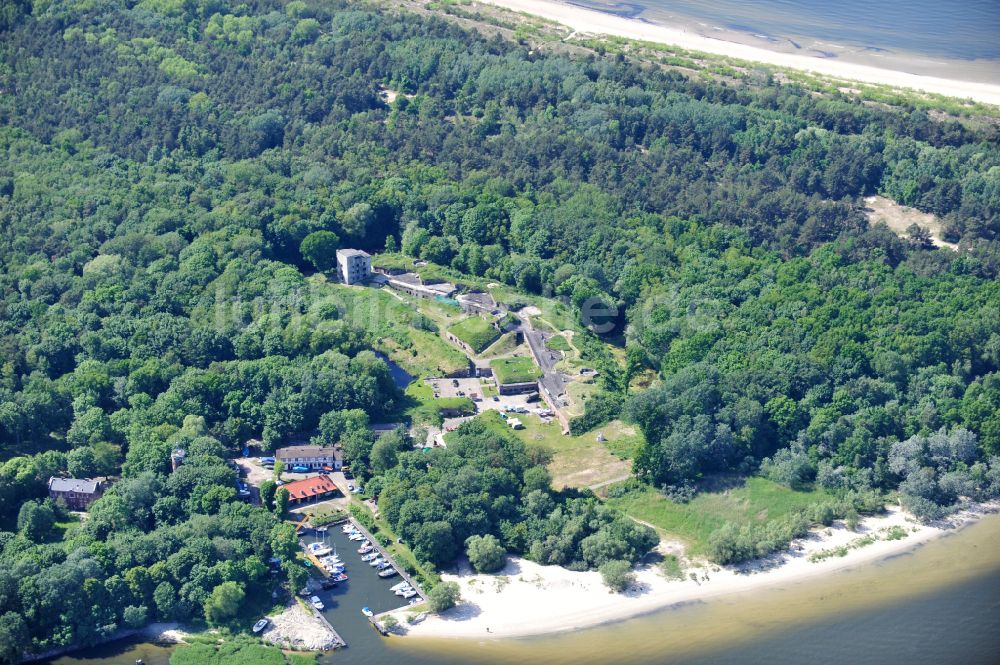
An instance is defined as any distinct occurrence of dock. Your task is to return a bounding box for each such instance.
[339,517,426,606]
[308,603,346,649]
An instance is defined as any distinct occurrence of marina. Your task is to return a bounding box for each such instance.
[296,516,426,650]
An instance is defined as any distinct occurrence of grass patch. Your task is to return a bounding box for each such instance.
[475,412,637,489]
[545,334,571,352]
[169,635,302,665]
[447,315,500,352]
[481,330,519,357]
[659,554,685,580]
[490,356,541,385]
[605,477,832,556]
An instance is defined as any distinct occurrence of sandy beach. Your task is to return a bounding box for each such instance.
[477,0,1000,106]
[398,502,998,639]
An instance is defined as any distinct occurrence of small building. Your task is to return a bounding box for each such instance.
[336,249,372,285]
[170,448,186,472]
[275,445,343,471]
[370,423,405,438]
[281,475,339,505]
[381,271,456,299]
[48,477,104,510]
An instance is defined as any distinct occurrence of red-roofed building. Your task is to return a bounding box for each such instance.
[281,475,339,505]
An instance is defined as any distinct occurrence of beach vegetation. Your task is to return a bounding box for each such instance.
[599,559,635,592]
[428,581,462,613]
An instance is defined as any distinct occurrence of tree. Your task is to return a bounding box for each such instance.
[300,231,340,272]
[381,614,399,632]
[427,581,461,613]
[67,446,98,477]
[153,581,178,620]
[259,479,277,508]
[273,487,289,516]
[122,604,148,628]
[273,459,285,480]
[17,499,55,542]
[465,534,506,573]
[413,520,457,567]
[0,611,27,664]
[599,560,635,592]
[204,581,245,625]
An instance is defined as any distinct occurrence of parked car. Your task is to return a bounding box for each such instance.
[343,469,354,479]
[347,484,355,492]
[452,379,459,387]
[291,465,310,473]
[492,396,500,402]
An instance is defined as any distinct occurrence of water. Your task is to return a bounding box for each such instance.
[571,0,1000,82]
[45,513,1000,665]
[375,351,414,390]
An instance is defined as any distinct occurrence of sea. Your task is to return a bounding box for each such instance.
[570,0,1000,83]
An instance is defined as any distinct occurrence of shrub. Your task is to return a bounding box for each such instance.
[428,581,461,613]
[599,559,635,592]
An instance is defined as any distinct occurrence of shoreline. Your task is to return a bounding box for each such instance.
[477,0,1000,106]
[397,501,999,639]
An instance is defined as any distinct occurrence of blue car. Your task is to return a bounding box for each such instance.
[291,465,310,473]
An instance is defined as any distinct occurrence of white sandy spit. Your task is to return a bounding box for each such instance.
[478,0,1000,106]
[398,502,998,639]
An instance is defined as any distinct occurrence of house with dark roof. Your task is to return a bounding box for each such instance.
[48,477,104,510]
[281,475,339,505]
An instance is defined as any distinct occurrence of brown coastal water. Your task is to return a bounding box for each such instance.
[44,514,1000,665]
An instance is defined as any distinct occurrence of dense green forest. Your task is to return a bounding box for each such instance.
[1,0,1000,660]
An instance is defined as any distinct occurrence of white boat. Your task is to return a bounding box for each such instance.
[394,586,413,596]
[342,524,355,533]
[401,589,417,599]
[348,533,366,541]
[310,596,325,610]
[361,552,378,562]
[307,543,332,556]
[369,557,384,567]
[358,543,373,554]
[389,581,410,592]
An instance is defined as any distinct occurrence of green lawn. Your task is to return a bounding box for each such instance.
[545,334,571,351]
[447,315,500,352]
[490,356,541,385]
[604,477,832,556]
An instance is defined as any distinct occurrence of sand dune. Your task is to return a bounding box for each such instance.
[479,0,1000,106]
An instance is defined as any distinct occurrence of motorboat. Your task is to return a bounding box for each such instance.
[369,557,384,567]
[401,589,417,599]
[389,581,410,592]
[310,596,325,611]
[377,567,397,578]
[358,543,373,554]
[252,618,269,633]
[376,561,392,570]
[320,579,338,590]
[331,573,349,582]
[342,523,356,533]
[361,607,374,617]
[348,532,366,541]
[361,552,378,562]
[394,586,413,596]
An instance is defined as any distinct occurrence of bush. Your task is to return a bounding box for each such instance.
[599,559,635,592]
[427,581,461,613]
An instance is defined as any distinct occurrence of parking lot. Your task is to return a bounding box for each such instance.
[428,376,490,400]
